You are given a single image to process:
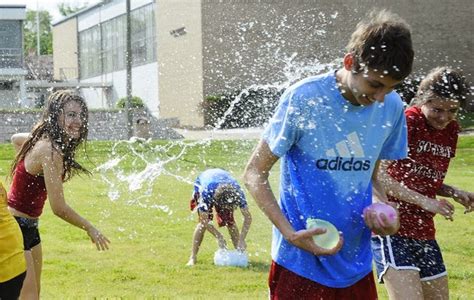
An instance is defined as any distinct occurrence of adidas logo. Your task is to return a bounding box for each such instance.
[316,132,371,171]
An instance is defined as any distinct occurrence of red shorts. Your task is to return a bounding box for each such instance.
[269,261,378,300]
[213,205,235,227]
[189,199,235,227]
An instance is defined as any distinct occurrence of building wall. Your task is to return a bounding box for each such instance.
[201,0,473,104]
[201,0,346,96]
[52,18,78,80]
[0,111,40,142]
[156,0,204,127]
[82,62,159,113]
[0,89,20,109]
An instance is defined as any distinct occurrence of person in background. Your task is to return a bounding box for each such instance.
[187,168,252,266]
[372,66,473,300]
[0,180,26,300]
[8,90,110,299]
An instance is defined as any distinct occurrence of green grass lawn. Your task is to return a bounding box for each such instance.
[0,137,472,299]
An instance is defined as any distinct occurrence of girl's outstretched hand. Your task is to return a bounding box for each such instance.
[87,226,111,251]
[452,190,474,214]
[421,198,455,220]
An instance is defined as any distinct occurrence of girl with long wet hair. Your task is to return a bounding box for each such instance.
[7,90,110,299]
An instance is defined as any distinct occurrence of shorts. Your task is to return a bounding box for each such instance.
[189,198,236,227]
[268,261,378,300]
[371,235,446,283]
[0,271,26,300]
[15,216,41,251]
[213,206,235,227]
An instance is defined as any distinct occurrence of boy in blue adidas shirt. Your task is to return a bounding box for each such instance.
[244,10,414,299]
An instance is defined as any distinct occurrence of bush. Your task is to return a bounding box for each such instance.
[200,88,284,129]
[116,96,145,109]
[459,111,474,130]
[34,94,46,109]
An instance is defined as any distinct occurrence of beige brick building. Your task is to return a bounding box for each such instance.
[53,0,474,128]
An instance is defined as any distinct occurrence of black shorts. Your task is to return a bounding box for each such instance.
[371,235,446,283]
[0,271,26,300]
[15,216,41,251]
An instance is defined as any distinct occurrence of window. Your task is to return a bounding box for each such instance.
[78,3,156,79]
[0,20,23,68]
[79,25,101,78]
[131,4,156,66]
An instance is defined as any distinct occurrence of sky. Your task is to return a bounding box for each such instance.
[3,0,99,22]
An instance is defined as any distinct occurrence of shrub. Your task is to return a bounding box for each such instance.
[116,96,145,109]
[34,94,46,109]
[201,87,283,128]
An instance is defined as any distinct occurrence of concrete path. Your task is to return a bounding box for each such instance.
[173,127,263,140]
[460,129,474,136]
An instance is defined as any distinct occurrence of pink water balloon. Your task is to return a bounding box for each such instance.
[364,202,397,226]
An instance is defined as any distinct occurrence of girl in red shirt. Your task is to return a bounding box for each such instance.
[372,67,474,300]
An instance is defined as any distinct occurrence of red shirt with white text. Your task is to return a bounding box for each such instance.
[387,106,459,240]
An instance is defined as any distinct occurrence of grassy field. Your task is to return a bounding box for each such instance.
[0,137,472,299]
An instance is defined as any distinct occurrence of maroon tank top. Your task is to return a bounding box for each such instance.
[8,160,47,218]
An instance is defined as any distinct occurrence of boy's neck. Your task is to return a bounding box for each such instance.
[335,69,357,104]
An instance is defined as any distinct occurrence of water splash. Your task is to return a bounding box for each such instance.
[95,13,341,210]
[95,138,213,211]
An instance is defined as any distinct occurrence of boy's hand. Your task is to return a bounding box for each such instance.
[287,228,344,256]
[364,207,400,236]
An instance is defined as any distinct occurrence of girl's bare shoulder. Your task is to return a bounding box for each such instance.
[31,138,63,160]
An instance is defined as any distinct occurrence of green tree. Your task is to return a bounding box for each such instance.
[23,10,53,55]
[58,2,87,17]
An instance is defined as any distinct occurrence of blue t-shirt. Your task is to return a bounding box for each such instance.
[263,71,408,288]
[193,169,247,212]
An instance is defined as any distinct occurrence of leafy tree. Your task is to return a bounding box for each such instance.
[58,2,87,17]
[23,10,52,55]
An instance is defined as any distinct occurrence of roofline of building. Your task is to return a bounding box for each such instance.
[0,5,26,8]
[52,0,106,27]
[25,80,113,88]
